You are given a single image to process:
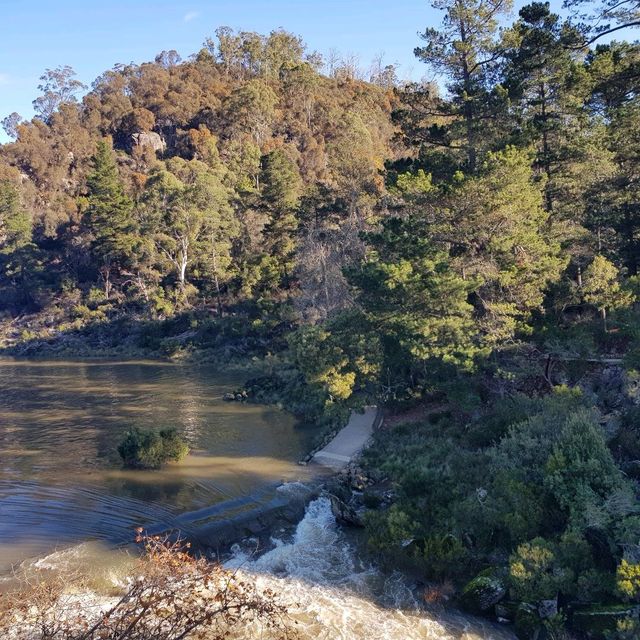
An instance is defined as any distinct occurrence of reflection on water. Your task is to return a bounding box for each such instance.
[0,358,314,573]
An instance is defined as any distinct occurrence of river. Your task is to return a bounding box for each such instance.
[0,358,513,639]
[0,358,315,573]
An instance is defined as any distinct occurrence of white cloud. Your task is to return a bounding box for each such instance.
[183,11,199,23]
[0,73,10,86]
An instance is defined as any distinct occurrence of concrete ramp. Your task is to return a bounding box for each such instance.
[311,406,379,471]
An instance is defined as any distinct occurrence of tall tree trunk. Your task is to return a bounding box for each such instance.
[101,262,112,299]
[459,28,476,173]
[540,83,554,213]
[210,244,223,317]
[623,206,638,275]
[179,259,187,289]
[178,237,189,290]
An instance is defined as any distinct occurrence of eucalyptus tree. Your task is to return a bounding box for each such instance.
[142,158,238,306]
[33,66,87,123]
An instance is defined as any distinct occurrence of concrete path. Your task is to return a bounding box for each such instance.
[311,406,379,471]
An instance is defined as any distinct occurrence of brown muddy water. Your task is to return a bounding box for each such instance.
[0,358,515,639]
[0,358,315,573]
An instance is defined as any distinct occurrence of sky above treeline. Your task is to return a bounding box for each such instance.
[0,0,618,143]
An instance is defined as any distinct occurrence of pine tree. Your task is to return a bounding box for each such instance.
[414,0,513,172]
[584,43,640,274]
[448,147,568,340]
[346,214,481,390]
[257,148,302,291]
[85,139,138,297]
[582,254,634,331]
[0,180,39,306]
[503,2,588,214]
[389,147,567,342]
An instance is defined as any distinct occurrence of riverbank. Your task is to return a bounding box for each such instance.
[0,308,280,364]
[153,406,381,555]
[0,374,516,639]
[6,337,638,639]
[356,385,640,640]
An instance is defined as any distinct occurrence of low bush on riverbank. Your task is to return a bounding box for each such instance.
[0,532,291,640]
[117,427,189,469]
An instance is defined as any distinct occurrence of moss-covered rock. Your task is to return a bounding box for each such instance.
[495,600,520,622]
[514,603,544,640]
[570,604,640,638]
[459,572,507,614]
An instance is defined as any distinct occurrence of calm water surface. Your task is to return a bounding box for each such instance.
[0,358,314,572]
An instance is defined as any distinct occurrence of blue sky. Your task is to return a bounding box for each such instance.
[0,0,628,143]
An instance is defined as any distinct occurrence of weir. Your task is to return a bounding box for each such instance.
[159,407,382,553]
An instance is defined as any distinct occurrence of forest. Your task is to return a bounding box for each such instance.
[1,0,640,637]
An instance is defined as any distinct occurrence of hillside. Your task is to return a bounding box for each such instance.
[2,3,640,637]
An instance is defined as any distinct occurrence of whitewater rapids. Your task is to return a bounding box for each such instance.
[6,493,514,639]
[224,495,514,640]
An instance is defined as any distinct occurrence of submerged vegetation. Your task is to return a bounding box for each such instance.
[117,427,189,469]
[2,0,640,636]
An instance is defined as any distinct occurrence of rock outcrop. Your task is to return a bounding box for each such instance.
[131,131,166,154]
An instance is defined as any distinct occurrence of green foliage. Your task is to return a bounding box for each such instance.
[362,386,639,612]
[582,255,635,330]
[0,179,42,306]
[509,538,567,601]
[413,0,512,170]
[460,572,507,614]
[448,146,567,342]
[364,505,417,551]
[117,427,189,469]
[617,560,640,602]
[290,325,356,400]
[141,157,238,299]
[346,214,481,394]
[289,310,381,403]
[607,617,640,640]
[85,140,138,295]
[0,180,31,252]
[2,19,640,639]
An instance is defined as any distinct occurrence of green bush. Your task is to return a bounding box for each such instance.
[117,427,189,469]
[460,571,507,614]
[361,384,639,615]
[509,538,571,602]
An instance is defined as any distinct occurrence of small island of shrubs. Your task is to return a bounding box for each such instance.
[117,427,189,469]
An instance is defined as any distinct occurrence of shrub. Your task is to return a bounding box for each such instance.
[364,504,416,551]
[617,560,640,602]
[460,572,507,614]
[118,427,189,469]
[419,534,470,580]
[159,428,190,462]
[509,538,571,602]
[0,532,290,640]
